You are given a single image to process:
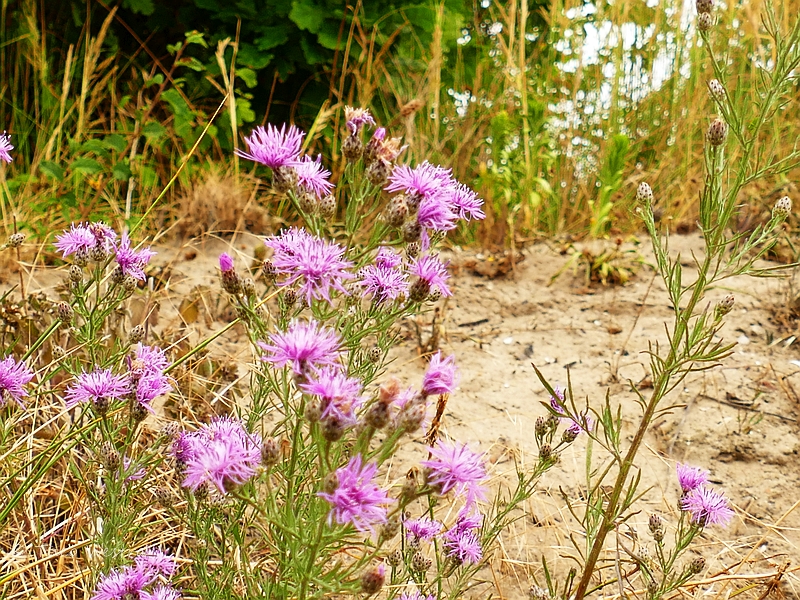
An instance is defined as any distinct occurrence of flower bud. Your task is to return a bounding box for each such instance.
[706,118,727,146]
[272,166,297,194]
[402,220,422,244]
[696,0,713,13]
[360,563,385,595]
[365,400,391,430]
[561,427,579,444]
[342,134,364,162]
[535,416,547,439]
[427,288,442,303]
[688,556,706,575]
[111,266,126,285]
[636,182,653,204]
[99,441,121,471]
[381,514,401,540]
[708,79,725,99]
[56,301,73,323]
[52,345,66,360]
[321,414,347,442]
[365,159,390,186]
[90,245,108,263]
[160,422,180,440]
[368,346,382,364]
[262,260,277,283]
[411,552,432,572]
[68,264,83,283]
[409,278,432,304]
[241,277,256,298]
[129,399,149,423]
[282,288,297,309]
[129,324,146,344]
[319,194,337,218]
[7,232,25,248]
[387,548,403,567]
[406,241,421,259]
[773,196,792,218]
[698,11,714,31]
[153,486,174,508]
[261,437,281,467]
[304,397,323,423]
[385,196,408,227]
[539,443,553,460]
[297,190,317,214]
[74,248,90,267]
[715,294,734,318]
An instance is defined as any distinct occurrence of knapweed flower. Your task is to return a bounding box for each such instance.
[408,254,451,301]
[358,263,409,304]
[258,319,342,376]
[300,366,363,423]
[219,252,234,272]
[54,222,117,259]
[318,454,393,532]
[422,439,487,505]
[682,486,734,527]
[235,124,304,169]
[400,593,435,600]
[141,586,181,600]
[0,356,34,407]
[443,528,482,565]
[91,566,154,600]
[550,387,566,414]
[134,548,177,577]
[180,416,263,494]
[265,228,354,305]
[345,106,376,134]
[375,247,402,269]
[131,343,170,374]
[422,351,458,396]
[0,132,13,163]
[64,369,129,411]
[404,516,443,541]
[449,183,485,221]
[295,155,334,198]
[676,463,709,494]
[416,195,458,233]
[386,162,454,201]
[115,232,155,282]
[128,343,172,411]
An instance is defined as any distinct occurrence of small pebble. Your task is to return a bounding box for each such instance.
[503,336,514,345]
[737,335,750,346]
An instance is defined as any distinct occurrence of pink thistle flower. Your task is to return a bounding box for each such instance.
[0,356,34,407]
[235,124,304,169]
[550,387,566,414]
[386,162,454,200]
[181,416,262,494]
[134,548,177,577]
[318,454,393,532]
[448,183,485,221]
[55,222,117,259]
[64,369,129,410]
[91,566,155,600]
[400,593,435,600]
[133,373,172,412]
[404,516,442,541]
[140,586,181,600]
[265,229,354,305]
[0,132,13,163]
[375,247,402,269]
[345,106,376,134]
[129,343,171,412]
[300,366,363,423]
[682,486,734,527]
[422,351,458,396]
[115,232,155,282]
[416,195,458,232]
[443,528,482,565]
[219,252,235,272]
[409,254,451,298]
[421,439,487,505]
[358,264,409,304]
[122,457,146,482]
[295,155,334,198]
[676,463,709,494]
[258,319,342,376]
[131,343,170,375]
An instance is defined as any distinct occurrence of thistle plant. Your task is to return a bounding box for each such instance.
[534,1,800,598]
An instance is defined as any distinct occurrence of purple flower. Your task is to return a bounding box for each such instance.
[400,593,435,600]
[421,440,487,505]
[300,366,363,423]
[358,264,409,303]
[682,486,734,527]
[64,369,129,410]
[345,106,376,134]
[258,319,342,376]
[181,416,262,494]
[129,344,172,411]
[448,183,485,221]
[122,457,146,482]
[236,124,304,169]
[0,132,13,163]
[443,528,482,565]
[318,454,393,533]
[219,252,235,272]
[295,155,334,198]
[0,356,34,407]
[55,222,117,259]
[404,516,442,541]
[451,508,484,535]
[550,387,566,415]
[132,343,170,375]
[676,463,709,494]
[566,414,593,436]
[141,586,181,600]
[422,351,458,396]
[115,232,155,282]
[416,195,457,232]
[375,247,402,269]
[91,566,154,600]
[386,162,454,200]
[133,373,172,412]
[265,229,354,305]
[135,548,177,577]
[409,254,451,298]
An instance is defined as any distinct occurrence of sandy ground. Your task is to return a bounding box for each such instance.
[10,231,800,598]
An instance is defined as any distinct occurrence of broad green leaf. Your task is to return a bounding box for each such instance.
[79,139,108,156]
[39,160,65,182]
[290,0,323,32]
[185,31,208,47]
[254,26,290,52]
[104,134,127,153]
[142,121,167,142]
[237,68,258,89]
[122,0,154,15]
[112,162,132,181]
[71,158,104,174]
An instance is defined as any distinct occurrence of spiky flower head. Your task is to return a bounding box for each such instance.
[442,528,482,565]
[636,182,653,204]
[134,548,178,577]
[681,486,734,527]
[64,369,129,411]
[358,264,409,304]
[449,182,486,221]
[400,592,435,600]
[318,454,393,533]
[219,252,235,272]
[773,196,792,218]
[0,132,13,163]
[299,366,363,424]
[421,439,487,505]
[409,254,451,301]
[115,232,155,282]
[258,319,342,376]
[422,351,458,396]
[55,222,117,259]
[676,463,709,494]
[180,416,263,494]
[404,516,443,541]
[360,563,385,595]
[90,566,154,600]
[375,247,402,269]
[235,124,304,169]
[140,586,181,600]
[715,294,735,318]
[0,356,34,407]
[295,155,334,198]
[706,118,727,146]
[345,106,376,134]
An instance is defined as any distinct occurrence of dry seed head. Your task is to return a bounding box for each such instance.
[241,277,256,297]
[360,564,385,595]
[129,324,145,343]
[368,346,382,364]
[708,79,725,99]
[319,194,336,218]
[342,134,364,162]
[427,288,442,303]
[56,301,74,323]
[716,294,735,317]
[261,437,281,467]
[773,196,792,218]
[122,276,137,296]
[282,288,297,308]
[406,241,421,259]
[385,196,408,227]
[262,260,277,283]
[7,232,25,248]
[68,264,83,283]
[697,11,714,31]
[636,182,653,204]
[688,556,706,575]
[412,552,432,572]
[297,191,317,214]
[647,580,659,596]
[706,118,727,146]
[272,166,298,194]
[90,245,109,263]
[696,0,713,13]
[52,345,66,360]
